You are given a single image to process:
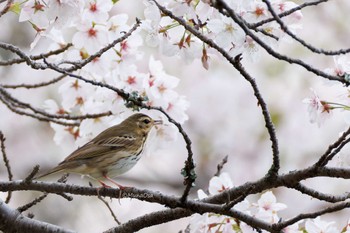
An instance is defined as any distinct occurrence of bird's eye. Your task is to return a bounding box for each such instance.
[143,118,151,124]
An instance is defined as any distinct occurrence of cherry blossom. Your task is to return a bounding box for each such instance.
[282,223,302,233]
[19,0,48,28]
[81,0,113,23]
[43,99,68,115]
[72,23,109,54]
[58,79,95,112]
[189,173,294,232]
[254,191,287,223]
[245,0,269,23]
[303,89,333,127]
[46,0,83,29]
[207,15,245,49]
[305,217,338,233]
[324,56,350,77]
[208,172,233,195]
[107,14,130,42]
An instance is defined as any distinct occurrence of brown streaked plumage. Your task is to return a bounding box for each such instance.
[36,113,162,187]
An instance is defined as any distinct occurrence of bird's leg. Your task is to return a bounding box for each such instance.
[102,174,125,190]
[98,180,112,188]
[101,173,125,204]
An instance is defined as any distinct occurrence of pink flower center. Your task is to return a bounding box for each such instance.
[76,97,84,106]
[263,204,271,211]
[71,80,80,90]
[33,1,45,13]
[167,103,173,111]
[65,127,80,140]
[278,3,285,12]
[127,76,136,85]
[158,84,166,93]
[89,3,97,12]
[120,41,129,51]
[255,7,265,17]
[148,77,155,87]
[88,28,97,38]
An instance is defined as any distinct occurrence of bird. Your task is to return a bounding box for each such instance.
[35,113,162,188]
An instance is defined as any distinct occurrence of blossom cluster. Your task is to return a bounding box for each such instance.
[143,0,302,66]
[303,56,350,128]
[13,0,304,146]
[189,173,349,233]
[17,0,190,147]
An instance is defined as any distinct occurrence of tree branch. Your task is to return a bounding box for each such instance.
[214,0,348,85]
[251,0,329,28]
[0,199,76,233]
[315,126,350,167]
[1,74,66,89]
[289,182,350,203]
[0,44,72,66]
[262,0,350,56]
[0,131,12,204]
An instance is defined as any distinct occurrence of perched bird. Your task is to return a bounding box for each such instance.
[36,113,162,188]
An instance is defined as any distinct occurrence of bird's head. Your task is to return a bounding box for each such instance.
[127,113,162,135]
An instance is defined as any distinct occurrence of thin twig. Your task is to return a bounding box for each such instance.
[251,0,329,28]
[0,86,112,120]
[0,0,13,18]
[98,196,121,225]
[0,86,109,125]
[262,0,350,56]
[233,55,280,177]
[56,174,74,201]
[214,0,348,85]
[0,44,72,66]
[0,42,47,70]
[1,74,66,89]
[150,106,195,203]
[17,193,48,213]
[315,126,350,167]
[0,131,13,203]
[290,182,350,203]
[0,94,79,126]
[213,155,228,177]
[272,201,350,231]
[24,165,40,183]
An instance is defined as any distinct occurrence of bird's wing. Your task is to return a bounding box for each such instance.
[61,135,137,163]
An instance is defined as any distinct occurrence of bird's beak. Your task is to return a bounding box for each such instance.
[154,119,163,125]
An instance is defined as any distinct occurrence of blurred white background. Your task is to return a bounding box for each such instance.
[1,0,350,232]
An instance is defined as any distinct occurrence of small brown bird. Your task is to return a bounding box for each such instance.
[36,113,162,188]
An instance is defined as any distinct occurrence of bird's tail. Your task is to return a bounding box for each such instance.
[34,166,65,180]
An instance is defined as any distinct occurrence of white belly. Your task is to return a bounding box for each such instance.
[105,154,141,178]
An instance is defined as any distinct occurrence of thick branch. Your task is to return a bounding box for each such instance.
[0,199,75,233]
